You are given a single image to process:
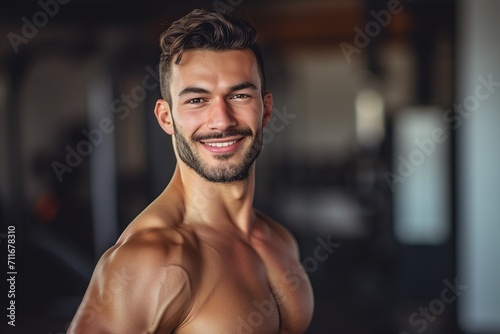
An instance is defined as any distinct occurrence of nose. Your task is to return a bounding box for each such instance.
[207,98,237,131]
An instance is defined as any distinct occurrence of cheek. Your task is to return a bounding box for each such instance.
[240,107,264,127]
[173,113,201,134]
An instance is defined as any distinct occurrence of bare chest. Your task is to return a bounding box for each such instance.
[176,233,313,333]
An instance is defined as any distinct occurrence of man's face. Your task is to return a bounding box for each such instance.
[167,49,272,183]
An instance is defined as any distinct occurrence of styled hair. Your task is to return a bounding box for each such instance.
[159,9,266,106]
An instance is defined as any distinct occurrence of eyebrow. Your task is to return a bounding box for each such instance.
[178,86,210,97]
[229,82,258,92]
[178,82,258,97]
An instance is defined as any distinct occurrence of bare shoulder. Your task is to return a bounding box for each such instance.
[115,222,198,269]
[102,227,198,290]
[254,209,300,258]
[68,223,198,333]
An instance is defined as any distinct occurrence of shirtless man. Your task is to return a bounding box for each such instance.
[68,9,314,334]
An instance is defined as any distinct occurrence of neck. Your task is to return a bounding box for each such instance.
[169,163,257,236]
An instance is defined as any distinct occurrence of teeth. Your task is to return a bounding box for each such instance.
[206,140,237,148]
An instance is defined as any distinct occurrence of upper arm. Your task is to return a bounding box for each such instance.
[68,238,192,334]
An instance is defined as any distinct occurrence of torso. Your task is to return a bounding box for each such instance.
[121,207,314,334]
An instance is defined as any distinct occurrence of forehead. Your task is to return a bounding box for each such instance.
[170,49,261,92]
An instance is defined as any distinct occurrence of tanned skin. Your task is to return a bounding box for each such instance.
[68,49,314,334]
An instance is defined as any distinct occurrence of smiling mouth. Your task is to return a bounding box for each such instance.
[203,140,238,148]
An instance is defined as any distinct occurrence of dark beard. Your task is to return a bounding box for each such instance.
[173,123,263,183]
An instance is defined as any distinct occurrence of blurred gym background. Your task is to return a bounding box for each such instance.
[1,0,499,333]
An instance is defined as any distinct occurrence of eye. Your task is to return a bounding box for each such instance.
[230,94,250,100]
[187,98,205,104]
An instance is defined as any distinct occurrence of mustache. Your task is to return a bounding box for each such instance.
[192,128,253,142]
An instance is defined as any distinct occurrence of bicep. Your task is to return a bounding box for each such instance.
[68,254,192,333]
[145,264,192,332]
[68,266,133,334]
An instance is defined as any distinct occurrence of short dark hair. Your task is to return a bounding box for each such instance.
[159,9,266,107]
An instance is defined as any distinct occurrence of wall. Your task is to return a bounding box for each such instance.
[457,0,500,331]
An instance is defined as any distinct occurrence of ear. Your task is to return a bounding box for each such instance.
[154,99,174,135]
[262,92,273,127]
